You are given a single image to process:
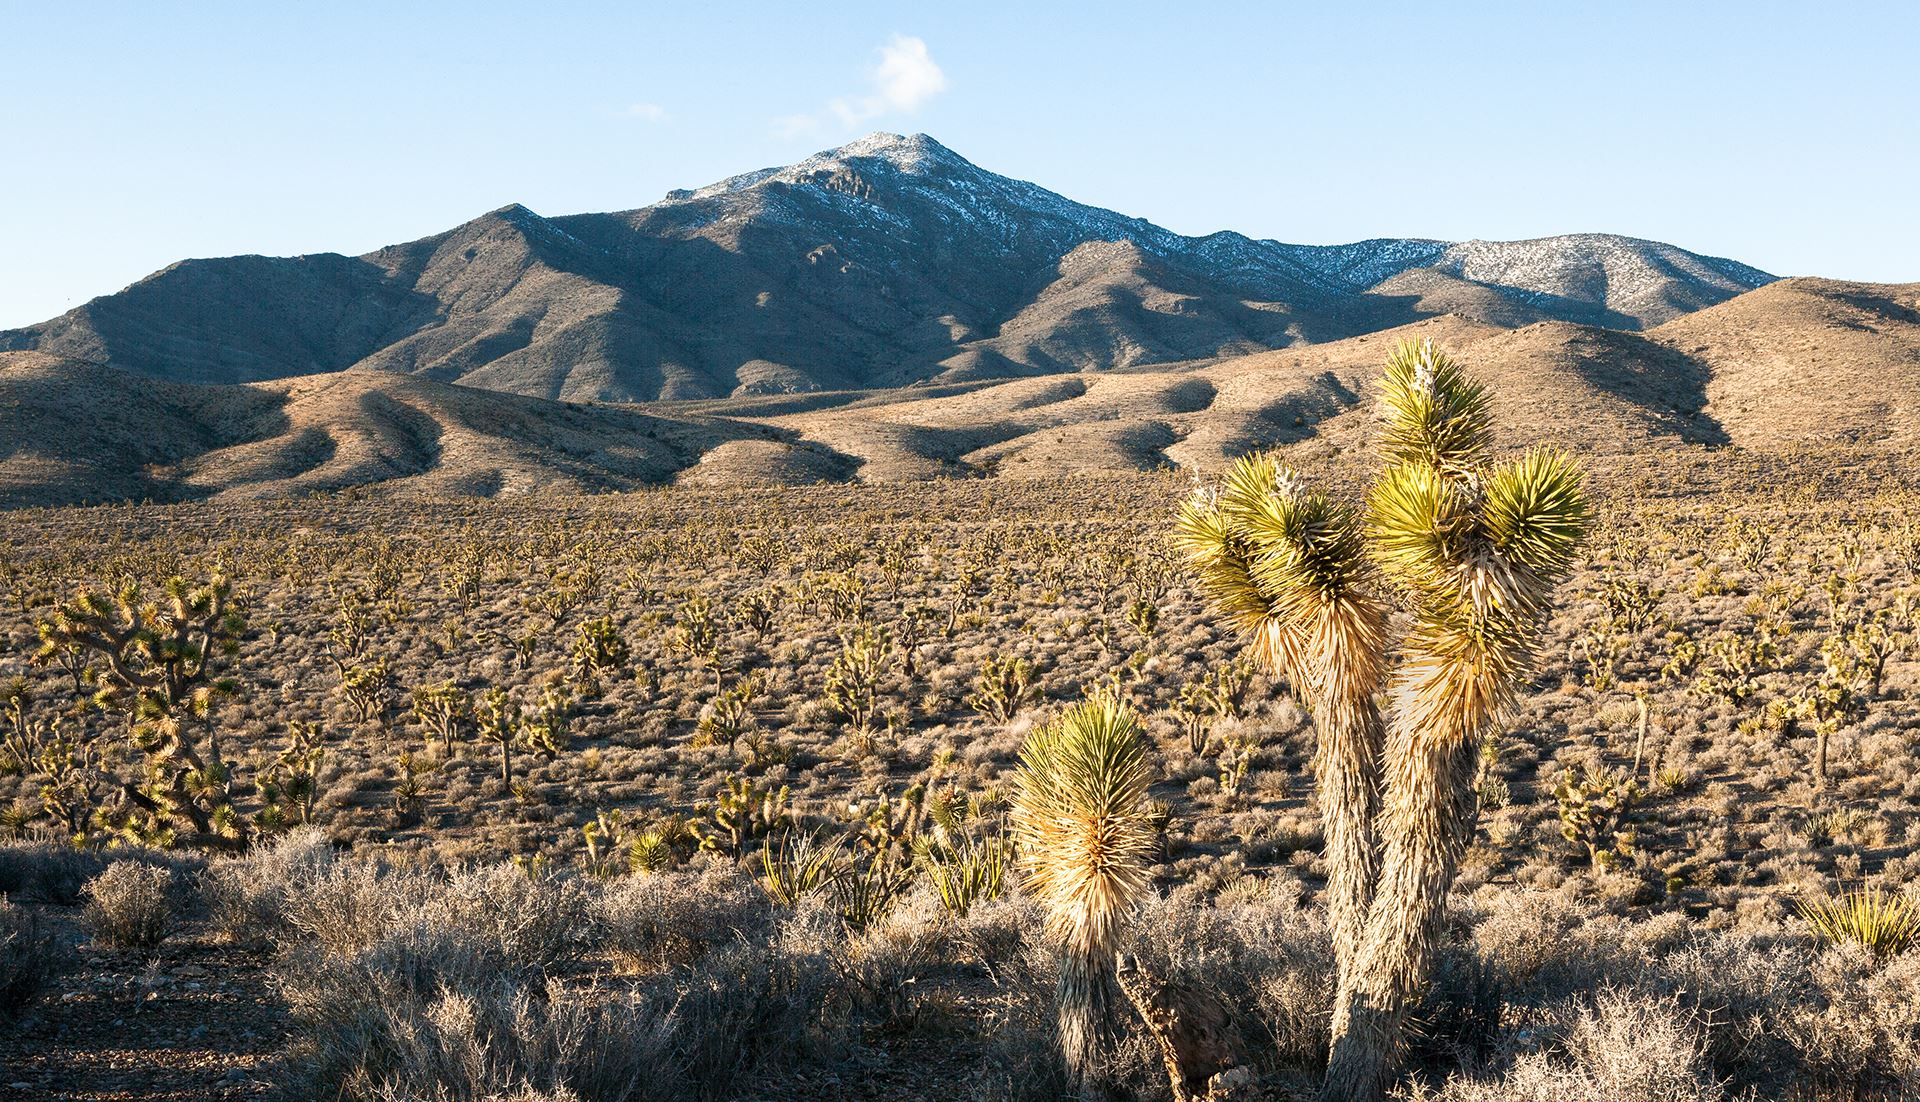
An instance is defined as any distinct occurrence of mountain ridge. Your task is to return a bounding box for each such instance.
[2,132,1775,402]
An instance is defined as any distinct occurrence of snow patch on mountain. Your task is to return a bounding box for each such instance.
[650,133,1775,316]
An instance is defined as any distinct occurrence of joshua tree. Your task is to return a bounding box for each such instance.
[409,680,470,755]
[36,573,249,845]
[476,688,522,786]
[1178,340,1587,1101]
[1176,450,1389,987]
[1010,694,1156,1082]
[1792,636,1867,791]
[823,625,891,743]
[568,616,630,698]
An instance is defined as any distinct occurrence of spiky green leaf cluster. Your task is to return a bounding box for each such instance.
[1175,451,1376,677]
[1377,338,1491,472]
[1484,449,1588,580]
[1800,886,1920,959]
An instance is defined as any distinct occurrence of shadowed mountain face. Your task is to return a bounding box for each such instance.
[2,133,1774,402]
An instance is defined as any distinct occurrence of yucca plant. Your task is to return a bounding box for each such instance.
[926,834,1012,915]
[832,848,905,931]
[1010,694,1156,1080]
[1177,339,1587,1102]
[762,828,845,905]
[1800,885,1920,959]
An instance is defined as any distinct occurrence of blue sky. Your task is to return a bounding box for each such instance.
[2,1,1915,329]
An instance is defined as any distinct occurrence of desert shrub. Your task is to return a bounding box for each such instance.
[1640,931,1813,1092]
[1127,883,1336,1074]
[1406,988,1726,1102]
[1775,944,1920,1099]
[292,937,679,1102]
[285,862,847,1102]
[947,895,1074,1102]
[424,864,593,975]
[1467,891,1641,997]
[0,895,65,1021]
[83,860,174,949]
[663,931,850,1094]
[204,825,336,940]
[0,841,195,905]
[596,857,770,970]
[0,841,108,903]
[291,858,439,957]
[814,887,950,1029]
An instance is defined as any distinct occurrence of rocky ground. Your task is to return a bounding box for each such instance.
[1,906,283,1101]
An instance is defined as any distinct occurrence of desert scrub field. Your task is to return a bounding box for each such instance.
[2,432,1920,1099]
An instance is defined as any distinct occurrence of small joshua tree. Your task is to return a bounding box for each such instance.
[257,721,327,830]
[568,617,630,698]
[522,682,573,758]
[695,774,792,858]
[668,594,730,693]
[409,680,469,755]
[339,657,397,731]
[969,653,1039,724]
[476,688,522,786]
[823,626,891,743]
[1792,637,1868,791]
[695,674,762,753]
[1177,340,1586,1102]
[1554,764,1640,870]
[1011,694,1156,1082]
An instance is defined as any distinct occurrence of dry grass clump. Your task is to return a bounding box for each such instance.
[82,859,175,950]
[276,852,853,1102]
[595,856,770,971]
[0,894,62,1021]
[1406,988,1726,1102]
[202,824,336,940]
[1442,890,1920,1100]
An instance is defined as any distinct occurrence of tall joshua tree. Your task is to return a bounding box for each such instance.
[1176,455,1390,986]
[1011,693,1157,1083]
[1178,340,1587,1101]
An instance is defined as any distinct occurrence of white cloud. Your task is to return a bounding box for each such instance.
[624,103,670,123]
[777,35,947,138]
[773,113,821,140]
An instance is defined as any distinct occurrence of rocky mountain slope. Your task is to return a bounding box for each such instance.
[2,133,1773,403]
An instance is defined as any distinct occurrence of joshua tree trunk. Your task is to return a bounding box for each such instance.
[1631,692,1650,778]
[1325,637,1505,1102]
[1058,943,1122,1083]
[1323,725,1481,1102]
[1299,610,1388,985]
[1117,955,1243,1102]
[1317,703,1385,983]
[499,740,513,786]
[1815,725,1830,791]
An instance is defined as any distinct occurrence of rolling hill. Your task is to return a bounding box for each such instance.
[5,279,1916,508]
